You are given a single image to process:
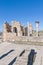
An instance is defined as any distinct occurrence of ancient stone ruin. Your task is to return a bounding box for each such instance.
[2,20,42,42]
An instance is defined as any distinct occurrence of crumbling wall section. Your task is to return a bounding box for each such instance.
[11,21,22,36]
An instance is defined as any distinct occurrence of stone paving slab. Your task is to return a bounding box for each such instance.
[0,42,43,65]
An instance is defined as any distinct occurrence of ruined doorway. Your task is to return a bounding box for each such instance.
[13,27,17,36]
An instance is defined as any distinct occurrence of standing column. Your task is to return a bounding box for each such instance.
[29,24,32,36]
[35,21,39,37]
[28,22,30,36]
[28,22,32,36]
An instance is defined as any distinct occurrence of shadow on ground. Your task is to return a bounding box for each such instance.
[8,57,17,65]
[19,49,25,57]
[0,49,14,59]
[27,49,37,65]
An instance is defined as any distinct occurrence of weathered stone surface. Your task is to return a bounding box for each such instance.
[0,42,43,65]
[2,20,43,42]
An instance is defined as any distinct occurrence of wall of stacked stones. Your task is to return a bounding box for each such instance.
[3,21,43,43]
[4,33,43,43]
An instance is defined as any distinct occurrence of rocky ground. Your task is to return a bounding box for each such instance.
[0,42,43,65]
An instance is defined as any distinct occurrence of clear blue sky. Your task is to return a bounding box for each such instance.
[0,0,43,31]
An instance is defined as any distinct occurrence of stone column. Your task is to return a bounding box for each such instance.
[29,24,32,36]
[35,21,39,37]
[28,22,30,36]
[28,22,32,36]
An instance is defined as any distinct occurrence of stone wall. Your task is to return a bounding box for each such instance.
[3,34,43,43]
[11,21,22,36]
[3,21,41,42]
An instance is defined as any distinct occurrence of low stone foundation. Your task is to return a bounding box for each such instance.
[3,34,43,43]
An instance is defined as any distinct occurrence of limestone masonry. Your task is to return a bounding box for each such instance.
[0,21,43,65]
[2,20,43,42]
